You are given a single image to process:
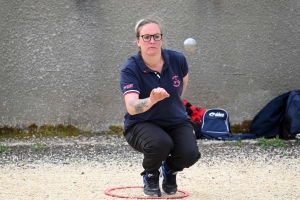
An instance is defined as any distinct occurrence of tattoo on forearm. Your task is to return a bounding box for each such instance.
[129,99,148,114]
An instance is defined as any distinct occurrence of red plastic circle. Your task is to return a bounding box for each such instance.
[104,185,190,199]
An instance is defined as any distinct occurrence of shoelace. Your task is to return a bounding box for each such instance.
[145,173,159,187]
[148,180,159,188]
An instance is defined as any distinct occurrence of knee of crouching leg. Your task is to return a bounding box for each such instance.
[185,149,201,167]
[143,138,173,157]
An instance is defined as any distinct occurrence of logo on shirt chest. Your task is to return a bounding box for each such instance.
[172,75,180,87]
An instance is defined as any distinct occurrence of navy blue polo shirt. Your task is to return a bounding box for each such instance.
[120,48,190,130]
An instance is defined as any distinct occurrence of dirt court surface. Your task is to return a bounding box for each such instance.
[0,136,300,199]
[0,159,299,200]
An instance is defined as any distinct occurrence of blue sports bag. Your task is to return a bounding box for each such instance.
[200,108,231,140]
[200,108,256,140]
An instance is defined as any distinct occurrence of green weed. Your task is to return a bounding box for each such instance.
[32,142,49,151]
[0,124,124,139]
[0,146,10,154]
[0,124,93,139]
[100,125,123,137]
[235,137,243,147]
[284,152,290,158]
[258,135,288,148]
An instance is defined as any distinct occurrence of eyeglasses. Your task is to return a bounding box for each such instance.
[140,34,163,42]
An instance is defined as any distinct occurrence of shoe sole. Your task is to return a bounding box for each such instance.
[144,192,161,197]
[163,191,176,195]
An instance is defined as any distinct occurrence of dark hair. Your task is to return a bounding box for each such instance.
[135,18,162,38]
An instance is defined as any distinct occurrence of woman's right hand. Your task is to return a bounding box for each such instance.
[149,87,170,104]
[124,87,169,115]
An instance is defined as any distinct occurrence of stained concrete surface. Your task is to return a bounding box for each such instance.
[0,0,299,131]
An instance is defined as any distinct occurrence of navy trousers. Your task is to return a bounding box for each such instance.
[124,120,201,172]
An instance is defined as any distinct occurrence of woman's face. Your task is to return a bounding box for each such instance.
[136,23,162,56]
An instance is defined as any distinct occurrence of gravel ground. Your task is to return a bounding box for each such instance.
[0,135,300,199]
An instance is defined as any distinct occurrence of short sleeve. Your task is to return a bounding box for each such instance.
[120,60,140,95]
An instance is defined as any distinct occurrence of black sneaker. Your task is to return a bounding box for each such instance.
[142,171,161,197]
[160,162,178,195]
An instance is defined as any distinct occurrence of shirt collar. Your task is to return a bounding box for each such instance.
[134,49,169,74]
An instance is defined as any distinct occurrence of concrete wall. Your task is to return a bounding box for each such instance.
[1,0,299,132]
